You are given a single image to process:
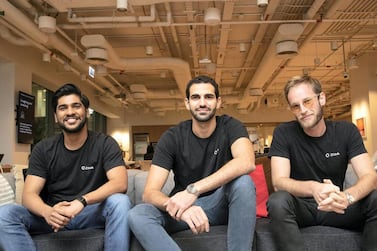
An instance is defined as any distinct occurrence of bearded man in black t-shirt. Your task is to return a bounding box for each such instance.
[268,75,377,251]
[0,83,131,251]
[128,75,257,251]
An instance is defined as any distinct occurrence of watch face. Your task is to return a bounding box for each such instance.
[187,184,198,195]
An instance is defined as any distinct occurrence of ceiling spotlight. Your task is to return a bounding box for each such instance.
[116,0,128,12]
[257,0,268,7]
[42,52,51,62]
[330,41,338,51]
[145,46,153,55]
[239,43,246,52]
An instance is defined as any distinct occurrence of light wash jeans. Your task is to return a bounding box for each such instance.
[128,175,256,251]
[0,193,131,251]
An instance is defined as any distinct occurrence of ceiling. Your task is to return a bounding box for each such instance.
[1,0,377,119]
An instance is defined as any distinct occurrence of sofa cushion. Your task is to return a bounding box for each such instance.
[0,172,15,206]
[127,169,144,205]
[130,225,227,251]
[255,217,362,251]
[249,164,269,218]
[12,164,28,204]
[32,229,104,251]
[134,170,174,205]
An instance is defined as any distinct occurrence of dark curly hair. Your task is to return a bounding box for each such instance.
[185,75,219,99]
[52,83,89,111]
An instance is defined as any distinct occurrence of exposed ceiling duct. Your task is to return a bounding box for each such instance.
[276,40,298,58]
[1,0,373,119]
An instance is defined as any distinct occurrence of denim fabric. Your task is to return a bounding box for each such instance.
[128,175,256,251]
[0,193,131,251]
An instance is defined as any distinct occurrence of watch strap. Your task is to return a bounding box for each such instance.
[77,196,87,207]
[344,191,355,206]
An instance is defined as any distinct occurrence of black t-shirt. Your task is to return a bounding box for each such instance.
[28,131,125,206]
[152,115,249,196]
[268,120,366,189]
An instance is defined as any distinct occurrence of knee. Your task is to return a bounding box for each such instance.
[106,193,131,211]
[231,175,255,192]
[128,204,158,229]
[0,204,22,227]
[267,191,292,217]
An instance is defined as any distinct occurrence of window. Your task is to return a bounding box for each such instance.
[32,83,107,147]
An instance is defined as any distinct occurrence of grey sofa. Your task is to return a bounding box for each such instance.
[1,158,362,251]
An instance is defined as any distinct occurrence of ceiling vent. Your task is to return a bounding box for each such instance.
[85,47,108,65]
[38,16,56,33]
[276,40,298,58]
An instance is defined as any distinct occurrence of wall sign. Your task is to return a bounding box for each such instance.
[17,91,35,144]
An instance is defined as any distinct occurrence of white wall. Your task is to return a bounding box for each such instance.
[349,51,377,154]
[0,61,31,165]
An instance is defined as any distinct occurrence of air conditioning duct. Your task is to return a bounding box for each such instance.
[85,47,108,65]
[130,84,147,93]
[276,40,298,58]
[249,88,263,96]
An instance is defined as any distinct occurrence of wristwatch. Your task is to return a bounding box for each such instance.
[77,196,87,207]
[344,191,355,206]
[186,183,200,196]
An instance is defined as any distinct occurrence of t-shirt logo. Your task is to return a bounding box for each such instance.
[214,148,219,155]
[81,165,94,171]
[325,152,340,158]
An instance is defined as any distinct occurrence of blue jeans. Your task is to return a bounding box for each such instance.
[0,193,131,251]
[128,175,256,251]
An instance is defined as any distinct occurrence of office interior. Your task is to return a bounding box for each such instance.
[0,0,376,166]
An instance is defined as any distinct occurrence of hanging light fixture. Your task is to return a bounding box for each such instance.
[145,46,153,55]
[116,0,128,12]
[204,8,221,26]
[239,43,246,52]
[38,16,56,33]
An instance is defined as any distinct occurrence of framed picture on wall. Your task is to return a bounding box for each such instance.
[356,117,366,139]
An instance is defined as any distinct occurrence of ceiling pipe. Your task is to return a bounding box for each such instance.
[46,0,229,11]
[236,0,326,111]
[81,34,192,97]
[0,0,48,44]
[0,24,31,46]
[67,4,156,23]
[0,0,123,100]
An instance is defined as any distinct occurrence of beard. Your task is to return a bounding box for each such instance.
[190,106,217,122]
[297,106,323,130]
[58,115,87,133]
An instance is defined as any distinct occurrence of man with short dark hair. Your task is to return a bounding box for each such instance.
[268,75,377,250]
[0,83,131,251]
[128,75,257,251]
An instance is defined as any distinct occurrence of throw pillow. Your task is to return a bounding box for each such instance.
[0,167,15,206]
[249,164,269,218]
[12,165,28,204]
